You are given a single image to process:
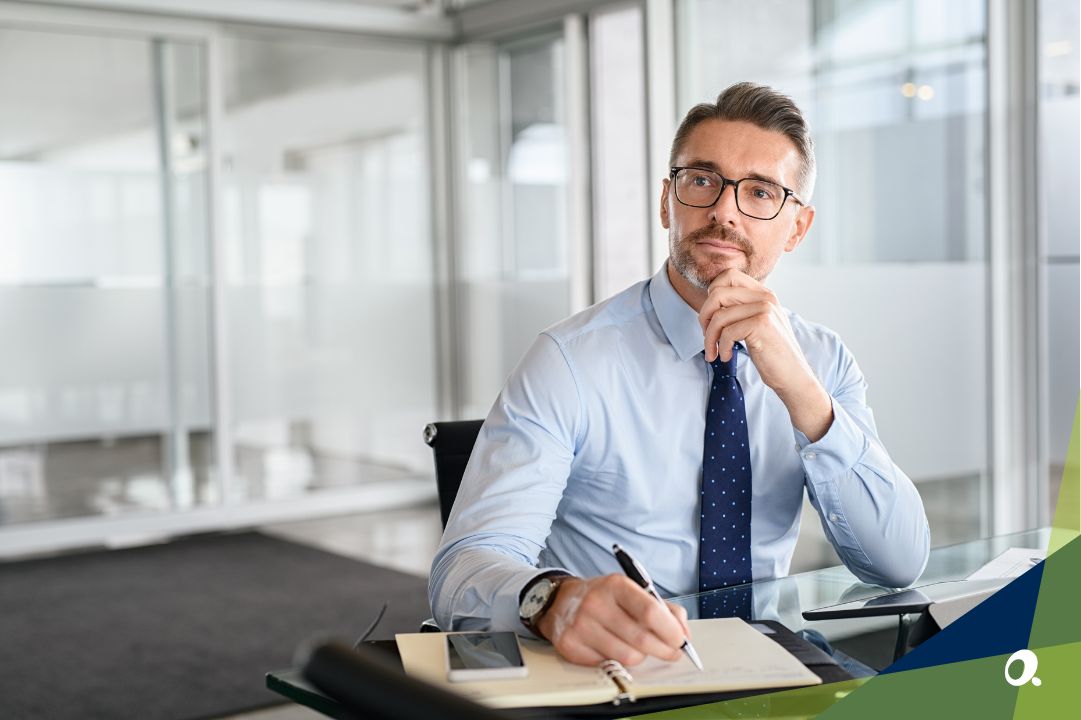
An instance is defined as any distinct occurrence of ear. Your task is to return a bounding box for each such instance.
[660,178,672,230]
[784,204,815,253]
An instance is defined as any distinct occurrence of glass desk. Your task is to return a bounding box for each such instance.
[267,529,1049,716]
[669,528,1049,671]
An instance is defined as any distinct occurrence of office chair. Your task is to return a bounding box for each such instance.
[418,419,483,634]
[422,419,484,529]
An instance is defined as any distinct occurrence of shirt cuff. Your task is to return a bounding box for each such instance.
[794,396,874,570]
[792,395,868,479]
[491,566,574,637]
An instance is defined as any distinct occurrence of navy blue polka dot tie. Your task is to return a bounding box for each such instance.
[698,349,753,619]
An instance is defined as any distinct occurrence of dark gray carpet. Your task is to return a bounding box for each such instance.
[0,531,433,720]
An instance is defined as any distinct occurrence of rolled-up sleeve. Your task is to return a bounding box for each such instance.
[428,332,580,632]
[796,345,930,588]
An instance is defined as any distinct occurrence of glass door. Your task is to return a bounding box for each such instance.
[1037,0,1080,522]
[0,24,213,524]
[217,30,438,502]
[454,31,573,418]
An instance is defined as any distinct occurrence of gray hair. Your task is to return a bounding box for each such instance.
[669,82,816,201]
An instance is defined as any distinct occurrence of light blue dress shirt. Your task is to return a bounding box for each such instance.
[429,263,930,633]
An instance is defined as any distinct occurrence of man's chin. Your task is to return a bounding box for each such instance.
[697,258,748,285]
[671,245,751,288]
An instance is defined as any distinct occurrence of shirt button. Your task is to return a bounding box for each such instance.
[828,512,839,522]
[803,451,817,460]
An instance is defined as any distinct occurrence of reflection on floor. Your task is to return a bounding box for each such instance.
[261,504,444,578]
[0,434,425,526]
[0,437,178,525]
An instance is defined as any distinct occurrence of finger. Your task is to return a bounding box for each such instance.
[613,590,687,659]
[666,602,691,636]
[554,633,608,666]
[717,317,763,359]
[552,586,639,665]
[572,617,648,667]
[707,268,762,293]
[697,286,770,332]
[603,606,684,662]
[703,302,772,361]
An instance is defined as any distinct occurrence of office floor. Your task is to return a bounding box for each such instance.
[226,503,443,720]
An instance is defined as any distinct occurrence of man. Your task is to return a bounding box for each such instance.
[429,82,929,668]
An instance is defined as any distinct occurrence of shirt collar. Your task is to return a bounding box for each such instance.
[649,262,708,362]
[648,261,747,363]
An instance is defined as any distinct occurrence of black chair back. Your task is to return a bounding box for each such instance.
[423,419,484,528]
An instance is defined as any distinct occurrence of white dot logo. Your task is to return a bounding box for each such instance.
[1004,649,1041,687]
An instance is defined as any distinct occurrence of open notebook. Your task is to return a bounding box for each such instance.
[395,617,821,709]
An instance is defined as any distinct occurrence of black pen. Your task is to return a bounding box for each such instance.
[612,544,704,671]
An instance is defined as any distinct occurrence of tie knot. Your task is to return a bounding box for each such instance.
[709,351,738,378]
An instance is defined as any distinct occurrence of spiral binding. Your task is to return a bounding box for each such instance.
[598,659,636,705]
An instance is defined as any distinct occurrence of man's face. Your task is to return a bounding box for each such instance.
[661,119,814,288]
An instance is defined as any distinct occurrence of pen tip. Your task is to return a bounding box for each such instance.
[684,644,704,672]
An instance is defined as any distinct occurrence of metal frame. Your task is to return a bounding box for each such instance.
[458,0,616,41]
[987,0,1041,534]
[203,26,235,505]
[0,0,212,38]
[427,42,462,420]
[564,13,594,311]
[587,1,652,298]
[151,38,193,509]
[645,0,676,269]
[23,0,455,40]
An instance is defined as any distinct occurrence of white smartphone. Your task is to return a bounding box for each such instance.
[445,631,528,682]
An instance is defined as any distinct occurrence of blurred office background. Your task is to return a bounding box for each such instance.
[0,0,1077,576]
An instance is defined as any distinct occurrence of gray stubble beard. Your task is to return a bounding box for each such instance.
[669,226,754,289]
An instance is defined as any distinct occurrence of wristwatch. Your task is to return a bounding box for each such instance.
[518,573,572,637]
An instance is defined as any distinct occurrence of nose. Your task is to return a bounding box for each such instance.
[707,181,741,226]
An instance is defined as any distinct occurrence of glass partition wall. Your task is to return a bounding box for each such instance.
[0,26,214,524]
[453,32,574,419]
[675,0,994,567]
[453,3,651,420]
[1,0,1074,562]
[0,12,437,547]
[1038,0,1080,523]
[218,32,436,504]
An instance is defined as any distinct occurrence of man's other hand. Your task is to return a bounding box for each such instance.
[699,268,833,442]
[534,574,690,667]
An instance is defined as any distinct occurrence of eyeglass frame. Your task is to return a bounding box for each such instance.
[668,166,805,221]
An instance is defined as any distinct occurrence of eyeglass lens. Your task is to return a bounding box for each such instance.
[673,168,785,219]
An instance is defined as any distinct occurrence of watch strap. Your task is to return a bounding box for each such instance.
[519,571,572,636]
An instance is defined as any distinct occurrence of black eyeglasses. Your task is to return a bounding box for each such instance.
[669,166,803,221]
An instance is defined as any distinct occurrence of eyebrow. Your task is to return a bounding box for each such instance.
[681,157,787,189]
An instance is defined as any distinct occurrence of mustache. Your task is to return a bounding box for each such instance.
[685,225,754,256]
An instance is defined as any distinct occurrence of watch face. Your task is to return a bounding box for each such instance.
[520,578,554,619]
